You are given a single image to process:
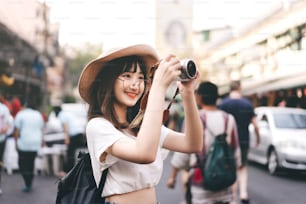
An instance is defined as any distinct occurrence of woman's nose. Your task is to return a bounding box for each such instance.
[130,79,141,88]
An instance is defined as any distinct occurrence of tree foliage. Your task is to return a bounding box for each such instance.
[66,43,102,87]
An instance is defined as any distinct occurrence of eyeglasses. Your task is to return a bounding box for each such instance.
[117,73,147,86]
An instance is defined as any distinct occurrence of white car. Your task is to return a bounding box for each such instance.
[248,107,306,175]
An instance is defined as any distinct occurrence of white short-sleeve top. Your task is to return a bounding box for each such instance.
[86,117,171,197]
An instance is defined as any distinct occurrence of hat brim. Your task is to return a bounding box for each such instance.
[78,44,159,103]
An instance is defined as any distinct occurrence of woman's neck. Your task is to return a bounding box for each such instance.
[114,104,128,123]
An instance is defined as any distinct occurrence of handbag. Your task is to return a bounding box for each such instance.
[56,152,108,204]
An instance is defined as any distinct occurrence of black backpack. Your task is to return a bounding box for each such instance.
[197,113,237,191]
[56,152,108,204]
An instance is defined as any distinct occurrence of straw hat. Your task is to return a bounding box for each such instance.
[78,44,160,103]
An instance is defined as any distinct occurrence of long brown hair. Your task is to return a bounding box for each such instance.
[87,55,147,129]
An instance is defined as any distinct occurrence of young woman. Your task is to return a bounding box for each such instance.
[78,44,203,204]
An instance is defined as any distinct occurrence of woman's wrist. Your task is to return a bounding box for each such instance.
[150,81,167,95]
[180,88,195,98]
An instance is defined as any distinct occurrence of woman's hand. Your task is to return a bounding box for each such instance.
[178,69,201,98]
[152,54,181,90]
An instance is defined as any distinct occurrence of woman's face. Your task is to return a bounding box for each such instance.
[113,64,145,110]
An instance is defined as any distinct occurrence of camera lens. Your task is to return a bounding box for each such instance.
[187,61,196,78]
[178,59,197,81]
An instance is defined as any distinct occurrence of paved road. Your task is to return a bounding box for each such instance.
[157,152,185,204]
[247,161,306,204]
[2,154,306,204]
[0,173,58,204]
[0,152,184,204]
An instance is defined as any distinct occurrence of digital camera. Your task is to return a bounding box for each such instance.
[178,59,197,81]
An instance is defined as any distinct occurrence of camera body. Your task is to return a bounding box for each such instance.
[178,59,197,81]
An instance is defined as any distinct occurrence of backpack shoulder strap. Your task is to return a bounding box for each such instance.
[199,111,206,129]
[200,111,228,136]
[97,168,108,194]
[199,111,215,136]
[197,111,206,163]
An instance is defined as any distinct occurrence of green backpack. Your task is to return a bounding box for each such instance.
[197,113,237,191]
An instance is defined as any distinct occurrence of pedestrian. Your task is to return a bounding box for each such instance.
[13,97,45,193]
[44,105,67,147]
[11,95,21,118]
[0,96,13,195]
[0,94,13,115]
[219,80,260,204]
[78,44,203,204]
[167,151,191,204]
[58,106,87,174]
[167,81,241,204]
[166,106,193,204]
[43,105,68,176]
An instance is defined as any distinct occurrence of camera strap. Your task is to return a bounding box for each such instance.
[162,87,179,123]
[129,86,179,129]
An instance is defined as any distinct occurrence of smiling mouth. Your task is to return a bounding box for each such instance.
[127,92,137,99]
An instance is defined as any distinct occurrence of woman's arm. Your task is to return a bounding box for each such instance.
[107,55,183,163]
[163,73,203,153]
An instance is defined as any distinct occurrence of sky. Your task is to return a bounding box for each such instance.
[48,0,282,48]
[49,0,156,48]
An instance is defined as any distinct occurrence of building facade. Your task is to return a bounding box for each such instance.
[0,0,61,111]
[194,0,306,107]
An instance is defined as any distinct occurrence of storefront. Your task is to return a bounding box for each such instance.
[0,22,44,107]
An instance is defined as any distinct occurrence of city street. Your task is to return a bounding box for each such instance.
[1,1,306,203]
[1,153,306,204]
[0,172,58,204]
[247,161,306,204]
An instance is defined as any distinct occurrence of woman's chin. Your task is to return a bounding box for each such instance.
[124,100,138,107]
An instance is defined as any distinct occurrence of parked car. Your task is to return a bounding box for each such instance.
[248,106,306,175]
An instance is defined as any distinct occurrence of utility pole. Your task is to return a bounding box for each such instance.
[41,1,50,112]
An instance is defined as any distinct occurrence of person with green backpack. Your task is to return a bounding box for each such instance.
[167,81,241,204]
